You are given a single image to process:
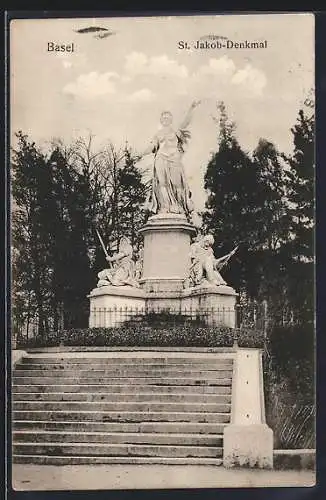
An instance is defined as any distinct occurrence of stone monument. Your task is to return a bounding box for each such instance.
[88,101,238,327]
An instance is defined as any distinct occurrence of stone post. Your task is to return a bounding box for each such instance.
[223,348,274,468]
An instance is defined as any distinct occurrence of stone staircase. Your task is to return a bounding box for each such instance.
[12,352,234,465]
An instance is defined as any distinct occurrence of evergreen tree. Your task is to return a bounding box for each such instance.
[253,139,290,252]
[285,108,314,262]
[203,102,263,296]
[283,106,315,321]
[11,132,53,337]
[117,146,147,250]
[46,148,92,329]
[251,139,292,323]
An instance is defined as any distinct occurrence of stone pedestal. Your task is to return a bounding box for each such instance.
[88,286,145,328]
[89,283,237,328]
[139,213,196,292]
[88,213,238,329]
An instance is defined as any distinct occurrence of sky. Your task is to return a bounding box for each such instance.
[10,14,314,210]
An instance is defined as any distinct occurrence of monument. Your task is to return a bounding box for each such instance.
[88,101,238,327]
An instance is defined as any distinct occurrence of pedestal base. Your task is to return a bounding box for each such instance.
[89,284,237,328]
[88,286,145,328]
[223,424,274,469]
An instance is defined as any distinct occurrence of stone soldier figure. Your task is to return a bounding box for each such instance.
[97,236,139,288]
[187,233,237,287]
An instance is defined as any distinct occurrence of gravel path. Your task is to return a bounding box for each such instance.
[12,464,315,490]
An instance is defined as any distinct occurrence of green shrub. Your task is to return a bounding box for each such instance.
[17,324,265,349]
[263,322,315,449]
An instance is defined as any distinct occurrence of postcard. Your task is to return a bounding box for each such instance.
[9,13,315,490]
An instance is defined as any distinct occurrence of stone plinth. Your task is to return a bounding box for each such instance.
[88,284,237,329]
[182,285,237,327]
[88,286,145,328]
[145,284,237,328]
[224,424,273,468]
[223,348,274,468]
[139,213,196,292]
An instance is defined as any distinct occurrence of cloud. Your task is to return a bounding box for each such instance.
[125,88,156,102]
[170,56,267,104]
[63,71,119,99]
[125,52,148,74]
[231,64,267,96]
[125,51,188,78]
[62,54,266,107]
[148,55,188,78]
[198,56,236,77]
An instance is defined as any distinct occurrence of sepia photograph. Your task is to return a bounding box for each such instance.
[9,13,315,490]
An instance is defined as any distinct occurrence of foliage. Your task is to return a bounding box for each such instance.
[203,102,264,295]
[282,108,315,322]
[285,109,314,258]
[263,323,315,448]
[11,132,53,337]
[11,132,147,336]
[202,102,315,449]
[17,323,265,349]
[202,100,314,325]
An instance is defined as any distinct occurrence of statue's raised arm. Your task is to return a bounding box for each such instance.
[179,100,201,130]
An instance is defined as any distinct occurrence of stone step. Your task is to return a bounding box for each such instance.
[13,353,234,465]
[17,361,233,370]
[13,442,223,458]
[13,410,231,423]
[13,430,224,446]
[13,392,232,403]
[22,347,234,352]
[13,376,233,386]
[13,455,224,466]
[13,369,233,378]
[13,420,227,434]
[13,401,231,413]
[13,384,232,394]
[19,355,233,364]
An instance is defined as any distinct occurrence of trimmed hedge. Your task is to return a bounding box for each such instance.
[17,324,265,349]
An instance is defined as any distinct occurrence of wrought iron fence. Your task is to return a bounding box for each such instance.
[13,302,271,339]
[89,305,240,329]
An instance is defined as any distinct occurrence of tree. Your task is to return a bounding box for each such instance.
[283,106,315,321]
[250,139,294,321]
[253,139,291,253]
[44,147,91,329]
[116,146,147,249]
[92,141,148,261]
[285,108,314,262]
[11,132,149,335]
[203,102,264,296]
[11,131,53,337]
